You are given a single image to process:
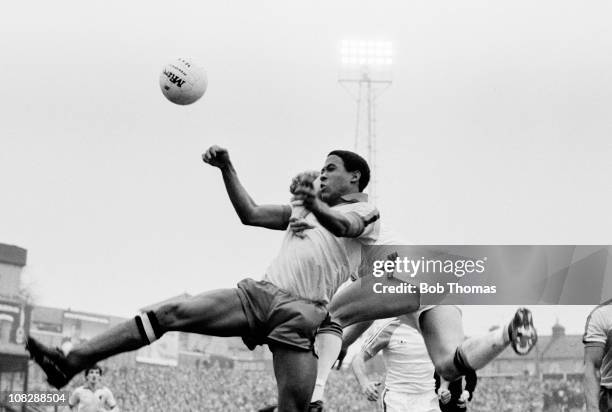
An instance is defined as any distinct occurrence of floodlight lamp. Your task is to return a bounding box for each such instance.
[340,39,393,68]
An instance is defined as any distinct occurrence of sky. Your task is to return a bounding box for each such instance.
[1,0,612,337]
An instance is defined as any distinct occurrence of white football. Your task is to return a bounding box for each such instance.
[159,58,207,105]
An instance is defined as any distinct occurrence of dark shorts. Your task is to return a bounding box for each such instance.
[317,316,343,338]
[601,386,612,412]
[236,278,328,352]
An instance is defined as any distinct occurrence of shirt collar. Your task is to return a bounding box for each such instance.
[339,192,369,203]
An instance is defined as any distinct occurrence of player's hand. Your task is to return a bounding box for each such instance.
[458,390,470,404]
[292,185,322,212]
[202,145,231,169]
[362,381,381,402]
[438,388,451,404]
[289,217,314,238]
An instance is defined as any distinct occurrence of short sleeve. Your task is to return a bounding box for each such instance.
[344,202,380,240]
[583,308,608,347]
[361,319,398,358]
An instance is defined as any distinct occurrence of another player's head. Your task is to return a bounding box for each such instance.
[289,170,320,195]
[320,150,370,205]
[84,364,102,384]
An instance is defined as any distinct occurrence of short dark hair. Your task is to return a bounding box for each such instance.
[328,150,370,191]
[85,365,103,377]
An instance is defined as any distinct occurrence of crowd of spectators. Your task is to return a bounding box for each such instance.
[470,377,544,411]
[469,377,584,412]
[51,363,586,411]
[58,363,372,411]
[542,379,585,412]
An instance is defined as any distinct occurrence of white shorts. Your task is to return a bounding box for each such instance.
[380,389,441,412]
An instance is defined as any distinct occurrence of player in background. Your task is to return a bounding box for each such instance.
[352,318,440,412]
[331,301,535,387]
[583,301,612,412]
[26,146,380,412]
[305,248,536,410]
[435,369,477,411]
[68,365,118,412]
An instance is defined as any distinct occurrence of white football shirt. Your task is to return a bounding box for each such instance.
[264,193,380,303]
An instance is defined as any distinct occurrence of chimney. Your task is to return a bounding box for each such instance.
[552,320,565,339]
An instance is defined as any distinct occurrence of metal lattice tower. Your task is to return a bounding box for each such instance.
[339,40,393,204]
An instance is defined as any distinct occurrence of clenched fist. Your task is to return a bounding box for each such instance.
[202,145,231,169]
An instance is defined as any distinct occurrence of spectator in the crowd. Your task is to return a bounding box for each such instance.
[68,365,118,412]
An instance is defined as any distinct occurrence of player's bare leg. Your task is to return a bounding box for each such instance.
[271,344,318,412]
[420,306,537,381]
[342,321,375,350]
[26,288,249,389]
[328,274,420,328]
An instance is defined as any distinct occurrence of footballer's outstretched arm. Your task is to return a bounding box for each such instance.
[203,145,290,230]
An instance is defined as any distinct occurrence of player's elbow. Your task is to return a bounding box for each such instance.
[239,214,256,226]
[329,225,349,237]
[238,206,259,226]
[330,220,359,238]
[240,211,266,227]
[336,216,365,238]
[335,226,364,238]
[584,349,603,372]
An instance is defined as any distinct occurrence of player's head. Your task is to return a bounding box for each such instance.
[84,365,102,383]
[320,150,370,204]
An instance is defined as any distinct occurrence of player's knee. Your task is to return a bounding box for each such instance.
[435,347,475,381]
[328,295,354,328]
[435,363,461,382]
[453,346,476,376]
[156,301,192,329]
[329,308,354,329]
[433,358,460,381]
